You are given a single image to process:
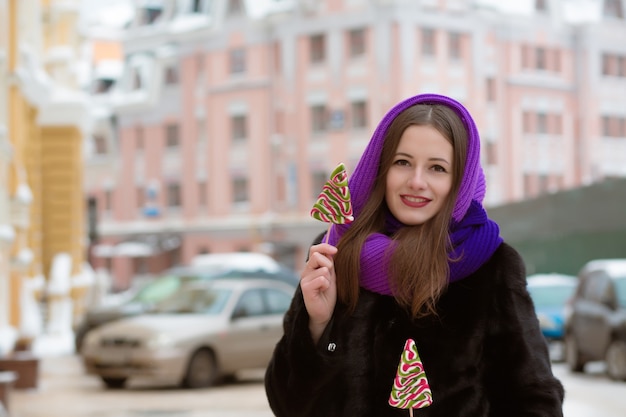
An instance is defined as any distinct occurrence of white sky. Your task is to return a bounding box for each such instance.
[79,0,601,28]
[476,0,534,14]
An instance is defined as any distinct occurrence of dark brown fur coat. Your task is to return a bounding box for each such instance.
[265,242,564,416]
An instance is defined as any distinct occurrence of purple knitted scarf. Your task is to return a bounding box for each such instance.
[327,94,503,296]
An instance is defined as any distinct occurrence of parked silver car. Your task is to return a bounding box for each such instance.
[80,278,296,389]
[74,253,299,351]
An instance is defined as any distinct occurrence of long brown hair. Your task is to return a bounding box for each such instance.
[334,104,468,318]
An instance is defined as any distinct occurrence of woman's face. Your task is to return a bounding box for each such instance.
[385,124,454,226]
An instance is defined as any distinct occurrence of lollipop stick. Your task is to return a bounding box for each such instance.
[410,409,414,417]
[323,224,331,244]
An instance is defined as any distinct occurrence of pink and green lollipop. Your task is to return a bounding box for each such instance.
[310,162,354,225]
[388,339,433,416]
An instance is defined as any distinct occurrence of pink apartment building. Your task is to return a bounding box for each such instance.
[84,0,626,290]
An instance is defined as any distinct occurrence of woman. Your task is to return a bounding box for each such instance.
[265,94,564,416]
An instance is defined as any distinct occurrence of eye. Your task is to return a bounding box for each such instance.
[431,164,448,173]
[393,159,410,167]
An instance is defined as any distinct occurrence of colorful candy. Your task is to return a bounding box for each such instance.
[310,163,354,225]
[389,339,433,414]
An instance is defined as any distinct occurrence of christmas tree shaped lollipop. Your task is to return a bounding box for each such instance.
[310,163,354,242]
[388,339,433,416]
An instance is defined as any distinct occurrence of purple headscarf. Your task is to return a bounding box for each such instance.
[327,93,502,295]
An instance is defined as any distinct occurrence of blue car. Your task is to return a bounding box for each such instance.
[526,273,578,341]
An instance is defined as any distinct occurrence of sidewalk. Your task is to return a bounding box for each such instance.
[9,351,274,417]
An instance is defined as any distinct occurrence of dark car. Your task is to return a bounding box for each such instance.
[564,259,626,381]
[74,253,299,351]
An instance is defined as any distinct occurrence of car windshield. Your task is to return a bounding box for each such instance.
[528,285,576,308]
[153,287,232,315]
[130,275,183,303]
[615,276,626,307]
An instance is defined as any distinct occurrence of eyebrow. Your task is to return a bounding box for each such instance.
[394,152,451,165]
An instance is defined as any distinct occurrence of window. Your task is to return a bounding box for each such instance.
[486,78,496,102]
[196,54,204,78]
[553,114,563,135]
[329,110,345,130]
[104,190,112,212]
[197,120,206,145]
[537,113,548,134]
[192,0,204,13]
[140,6,162,25]
[92,78,114,94]
[164,64,179,84]
[133,257,148,275]
[524,111,564,135]
[167,183,181,207]
[165,124,180,148]
[522,45,561,72]
[616,277,626,307]
[585,274,612,304]
[198,181,207,207]
[421,28,435,57]
[603,0,624,18]
[231,115,247,141]
[523,111,533,134]
[522,45,531,69]
[448,32,462,60]
[602,53,626,77]
[131,68,142,90]
[310,34,326,64]
[351,100,367,129]
[485,142,497,165]
[136,126,144,151]
[602,115,611,137]
[93,134,108,155]
[234,290,266,317]
[229,48,246,74]
[265,289,292,314]
[137,187,145,210]
[227,0,244,16]
[536,47,547,70]
[312,171,328,199]
[311,105,328,133]
[602,54,611,76]
[535,0,547,12]
[275,111,285,135]
[601,115,626,137]
[348,28,366,58]
[273,41,282,73]
[523,174,533,197]
[553,49,561,72]
[538,174,549,194]
[233,177,248,203]
[87,197,98,241]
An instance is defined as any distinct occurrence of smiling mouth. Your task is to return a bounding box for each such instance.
[402,196,430,204]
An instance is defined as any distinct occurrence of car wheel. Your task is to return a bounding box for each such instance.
[182,348,218,389]
[101,376,127,389]
[564,333,585,373]
[605,340,626,381]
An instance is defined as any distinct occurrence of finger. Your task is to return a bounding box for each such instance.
[301,273,331,292]
[308,243,338,260]
[309,252,335,271]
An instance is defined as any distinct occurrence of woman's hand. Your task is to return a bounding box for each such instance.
[301,243,338,343]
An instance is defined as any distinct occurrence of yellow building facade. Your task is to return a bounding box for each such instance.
[1,0,89,353]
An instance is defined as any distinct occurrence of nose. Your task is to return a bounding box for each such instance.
[408,168,427,190]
